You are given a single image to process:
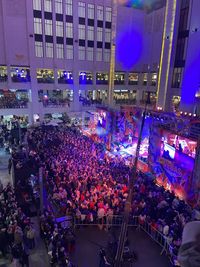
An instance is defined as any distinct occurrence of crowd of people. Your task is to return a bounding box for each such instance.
[0,184,35,267]
[26,124,199,266]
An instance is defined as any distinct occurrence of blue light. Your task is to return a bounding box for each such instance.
[116,27,143,70]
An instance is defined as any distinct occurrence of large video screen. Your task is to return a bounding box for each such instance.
[150,128,197,201]
[161,131,197,159]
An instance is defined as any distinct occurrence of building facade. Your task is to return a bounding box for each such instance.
[0,0,199,124]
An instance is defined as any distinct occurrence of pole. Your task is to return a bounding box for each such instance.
[114,97,150,266]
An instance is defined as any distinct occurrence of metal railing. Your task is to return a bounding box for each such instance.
[70,215,175,264]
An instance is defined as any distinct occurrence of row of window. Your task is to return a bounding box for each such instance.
[0,67,158,86]
[33,0,112,22]
[0,88,156,109]
[35,42,111,61]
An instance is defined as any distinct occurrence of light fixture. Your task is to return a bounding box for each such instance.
[184,112,187,115]
[189,113,192,116]
[193,114,197,117]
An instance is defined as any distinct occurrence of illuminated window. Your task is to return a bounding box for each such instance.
[56,21,63,37]
[66,0,72,16]
[0,89,29,109]
[44,0,52,12]
[37,69,54,83]
[55,0,63,14]
[128,73,138,85]
[78,2,85,18]
[96,72,109,85]
[151,73,157,86]
[142,91,156,104]
[35,41,43,57]
[66,45,73,59]
[0,66,8,82]
[34,18,42,34]
[143,73,148,85]
[57,70,73,84]
[10,67,31,83]
[79,72,93,84]
[56,44,64,59]
[114,72,125,85]
[33,0,41,10]
[38,89,72,107]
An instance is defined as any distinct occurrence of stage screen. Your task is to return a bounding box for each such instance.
[150,128,196,201]
[161,130,197,158]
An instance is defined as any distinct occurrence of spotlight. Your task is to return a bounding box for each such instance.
[180,111,183,114]
[193,114,197,117]
[189,113,192,116]
[184,112,187,115]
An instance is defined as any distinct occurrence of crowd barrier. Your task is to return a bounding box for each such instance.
[59,215,175,264]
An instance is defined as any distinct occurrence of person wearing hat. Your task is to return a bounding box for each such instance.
[178,221,200,267]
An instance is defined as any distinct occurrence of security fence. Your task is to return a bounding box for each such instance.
[57,214,175,265]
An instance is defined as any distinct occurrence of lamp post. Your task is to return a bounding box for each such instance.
[114,92,151,267]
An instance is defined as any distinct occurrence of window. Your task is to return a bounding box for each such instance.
[66,22,73,38]
[78,2,85,18]
[172,68,182,88]
[104,49,110,62]
[0,66,7,82]
[55,0,63,14]
[58,70,73,84]
[56,44,64,59]
[10,67,31,83]
[66,45,73,59]
[33,0,41,10]
[44,0,52,12]
[105,7,112,22]
[97,6,103,20]
[79,72,93,84]
[96,48,102,61]
[105,29,111,42]
[45,43,53,58]
[35,41,43,57]
[66,0,72,16]
[96,72,109,84]
[37,68,54,83]
[56,21,63,37]
[45,20,53,36]
[87,47,93,61]
[114,72,125,85]
[143,73,148,85]
[34,18,42,34]
[97,27,103,41]
[88,4,94,19]
[151,73,157,86]
[79,47,85,60]
[87,26,94,41]
[78,24,85,39]
[129,73,138,85]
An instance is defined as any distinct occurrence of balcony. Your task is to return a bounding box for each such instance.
[0,97,29,109]
[0,75,8,83]
[115,99,137,105]
[41,98,70,108]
